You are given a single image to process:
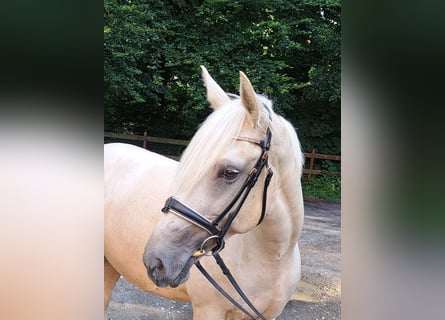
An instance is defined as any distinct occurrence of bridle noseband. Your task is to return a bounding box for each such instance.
[161,127,273,254]
[160,127,273,320]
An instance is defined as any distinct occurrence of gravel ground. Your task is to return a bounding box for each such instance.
[108,199,341,319]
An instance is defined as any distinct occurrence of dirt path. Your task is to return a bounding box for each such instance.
[108,200,341,319]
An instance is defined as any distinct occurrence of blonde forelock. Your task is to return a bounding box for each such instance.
[171,100,247,195]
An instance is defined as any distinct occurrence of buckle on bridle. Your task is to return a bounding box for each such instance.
[261,150,268,161]
[192,235,225,258]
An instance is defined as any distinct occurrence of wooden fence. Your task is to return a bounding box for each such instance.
[302,149,341,180]
[104,131,340,180]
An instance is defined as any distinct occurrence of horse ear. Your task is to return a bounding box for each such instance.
[239,71,259,128]
[201,65,230,110]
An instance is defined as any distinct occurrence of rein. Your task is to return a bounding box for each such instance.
[161,127,273,320]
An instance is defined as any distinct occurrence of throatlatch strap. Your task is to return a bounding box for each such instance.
[257,164,273,226]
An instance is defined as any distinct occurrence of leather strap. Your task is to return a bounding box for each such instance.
[257,164,273,226]
[195,252,268,320]
[162,197,219,235]
[195,261,264,320]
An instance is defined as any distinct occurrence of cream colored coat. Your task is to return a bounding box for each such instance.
[104,67,304,320]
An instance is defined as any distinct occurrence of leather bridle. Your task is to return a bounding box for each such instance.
[161,127,273,320]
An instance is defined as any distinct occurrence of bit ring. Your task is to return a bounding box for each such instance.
[191,235,224,258]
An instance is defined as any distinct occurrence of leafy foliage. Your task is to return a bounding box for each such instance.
[104,0,341,156]
[302,175,341,202]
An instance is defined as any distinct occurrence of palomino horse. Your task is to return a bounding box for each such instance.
[104,66,304,319]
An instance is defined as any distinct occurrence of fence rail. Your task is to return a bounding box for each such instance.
[104,131,340,179]
[104,132,189,146]
[302,148,341,180]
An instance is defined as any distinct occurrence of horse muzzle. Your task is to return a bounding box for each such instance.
[143,252,196,288]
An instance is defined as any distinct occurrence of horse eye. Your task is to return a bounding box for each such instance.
[223,168,240,181]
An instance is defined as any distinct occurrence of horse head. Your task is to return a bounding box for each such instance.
[143,66,303,289]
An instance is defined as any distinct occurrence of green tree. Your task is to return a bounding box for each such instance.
[104,0,341,156]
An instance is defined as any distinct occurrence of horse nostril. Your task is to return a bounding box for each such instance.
[149,258,165,278]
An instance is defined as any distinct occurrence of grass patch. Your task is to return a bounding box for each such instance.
[302,175,341,202]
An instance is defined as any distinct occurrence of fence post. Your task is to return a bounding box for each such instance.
[143,131,147,149]
[308,149,316,181]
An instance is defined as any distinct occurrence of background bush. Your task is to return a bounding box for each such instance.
[105,0,340,155]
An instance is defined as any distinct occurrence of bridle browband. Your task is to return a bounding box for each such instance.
[161,127,273,320]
